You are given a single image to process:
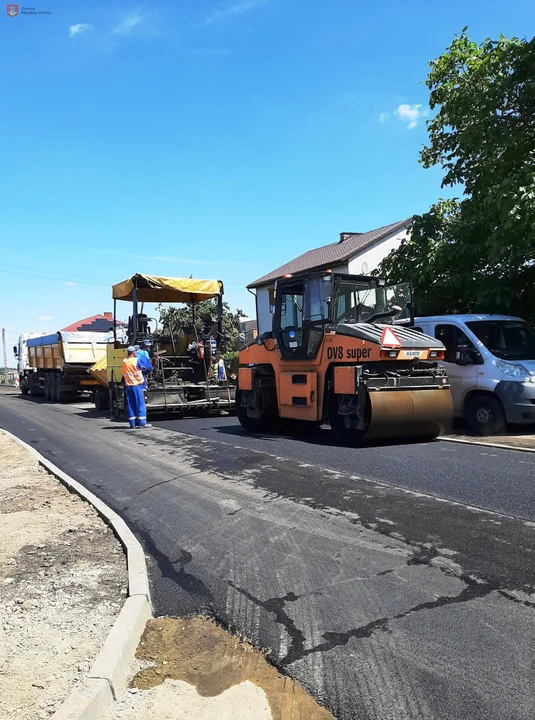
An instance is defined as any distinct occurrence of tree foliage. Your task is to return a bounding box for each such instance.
[159,300,241,355]
[379,31,535,321]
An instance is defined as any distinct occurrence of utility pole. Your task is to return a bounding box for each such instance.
[1,328,6,384]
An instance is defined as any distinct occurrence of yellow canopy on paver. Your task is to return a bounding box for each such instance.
[112,274,224,304]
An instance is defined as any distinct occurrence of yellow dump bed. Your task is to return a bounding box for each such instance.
[27,332,107,370]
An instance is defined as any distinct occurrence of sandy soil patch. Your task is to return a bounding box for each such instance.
[103,616,335,720]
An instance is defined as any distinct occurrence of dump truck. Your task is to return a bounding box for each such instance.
[237,271,452,444]
[91,274,236,417]
[17,331,107,402]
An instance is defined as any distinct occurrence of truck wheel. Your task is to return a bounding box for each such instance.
[50,373,58,402]
[29,378,38,398]
[47,374,56,402]
[465,395,506,435]
[50,373,59,402]
[55,373,70,403]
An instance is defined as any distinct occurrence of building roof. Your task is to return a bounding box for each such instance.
[248,218,411,288]
[62,313,114,332]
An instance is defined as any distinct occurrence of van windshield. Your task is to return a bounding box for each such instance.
[466,320,535,361]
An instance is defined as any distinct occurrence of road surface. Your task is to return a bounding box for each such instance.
[1,392,534,720]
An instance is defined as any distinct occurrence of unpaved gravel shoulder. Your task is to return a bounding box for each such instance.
[0,431,127,720]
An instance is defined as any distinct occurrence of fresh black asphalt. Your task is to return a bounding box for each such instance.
[1,392,534,720]
[157,415,535,521]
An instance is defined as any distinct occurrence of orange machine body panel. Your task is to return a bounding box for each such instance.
[333,366,356,395]
[238,367,253,391]
[278,371,318,420]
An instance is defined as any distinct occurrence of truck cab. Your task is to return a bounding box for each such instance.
[14,333,45,395]
[414,314,535,434]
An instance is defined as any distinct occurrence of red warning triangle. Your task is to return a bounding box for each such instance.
[380,326,402,348]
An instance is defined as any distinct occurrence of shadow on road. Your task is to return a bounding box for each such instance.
[176,419,440,450]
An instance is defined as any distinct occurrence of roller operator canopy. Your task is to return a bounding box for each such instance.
[112,274,224,303]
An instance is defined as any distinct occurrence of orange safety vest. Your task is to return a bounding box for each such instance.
[122,356,143,386]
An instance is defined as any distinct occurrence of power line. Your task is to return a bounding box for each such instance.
[0,264,110,287]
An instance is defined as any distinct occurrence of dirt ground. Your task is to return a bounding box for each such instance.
[0,431,127,720]
[444,429,535,449]
[102,616,335,720]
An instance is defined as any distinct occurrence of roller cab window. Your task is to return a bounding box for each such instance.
[333,279,413,326]
[274,275,331,360]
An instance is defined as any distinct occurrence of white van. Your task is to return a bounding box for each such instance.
[414,315,535,435]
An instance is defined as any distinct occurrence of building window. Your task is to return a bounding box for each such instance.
[269,287,276,313]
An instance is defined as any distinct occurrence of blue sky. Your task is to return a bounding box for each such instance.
[1,0,533,363]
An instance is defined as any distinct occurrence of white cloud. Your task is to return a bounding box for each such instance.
[200,0,269,27]
[379,112,389,124]
[113,11,143,35]
[394,103,427,130]
[69,23,94,37]
[66,281,75,286]
[38,315,53,321]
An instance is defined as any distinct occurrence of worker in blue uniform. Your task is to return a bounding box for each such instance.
[137,339,152,360]
[135,340,152,399]
[122,346,152,428]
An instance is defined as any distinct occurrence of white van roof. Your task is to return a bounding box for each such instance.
[415,314,524,324]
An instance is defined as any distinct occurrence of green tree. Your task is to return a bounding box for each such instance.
[159,300,241,355]
[379,31,535,321]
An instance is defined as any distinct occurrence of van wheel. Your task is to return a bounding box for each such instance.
[465,395,506,435]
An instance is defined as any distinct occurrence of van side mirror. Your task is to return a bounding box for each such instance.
[456,344,484,366]
[456,350,472,366]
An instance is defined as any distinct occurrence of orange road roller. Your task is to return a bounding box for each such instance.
[237,271,452,444]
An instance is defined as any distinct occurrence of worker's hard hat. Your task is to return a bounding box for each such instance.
[134,344,140,350]
[127,346,136,353]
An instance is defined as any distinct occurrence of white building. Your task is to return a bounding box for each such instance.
[248,219,411,334]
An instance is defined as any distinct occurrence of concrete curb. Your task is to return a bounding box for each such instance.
[1,430,153,720]
[440,435,535,454]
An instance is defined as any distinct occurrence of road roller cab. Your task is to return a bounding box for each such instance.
[237,271,452,444]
